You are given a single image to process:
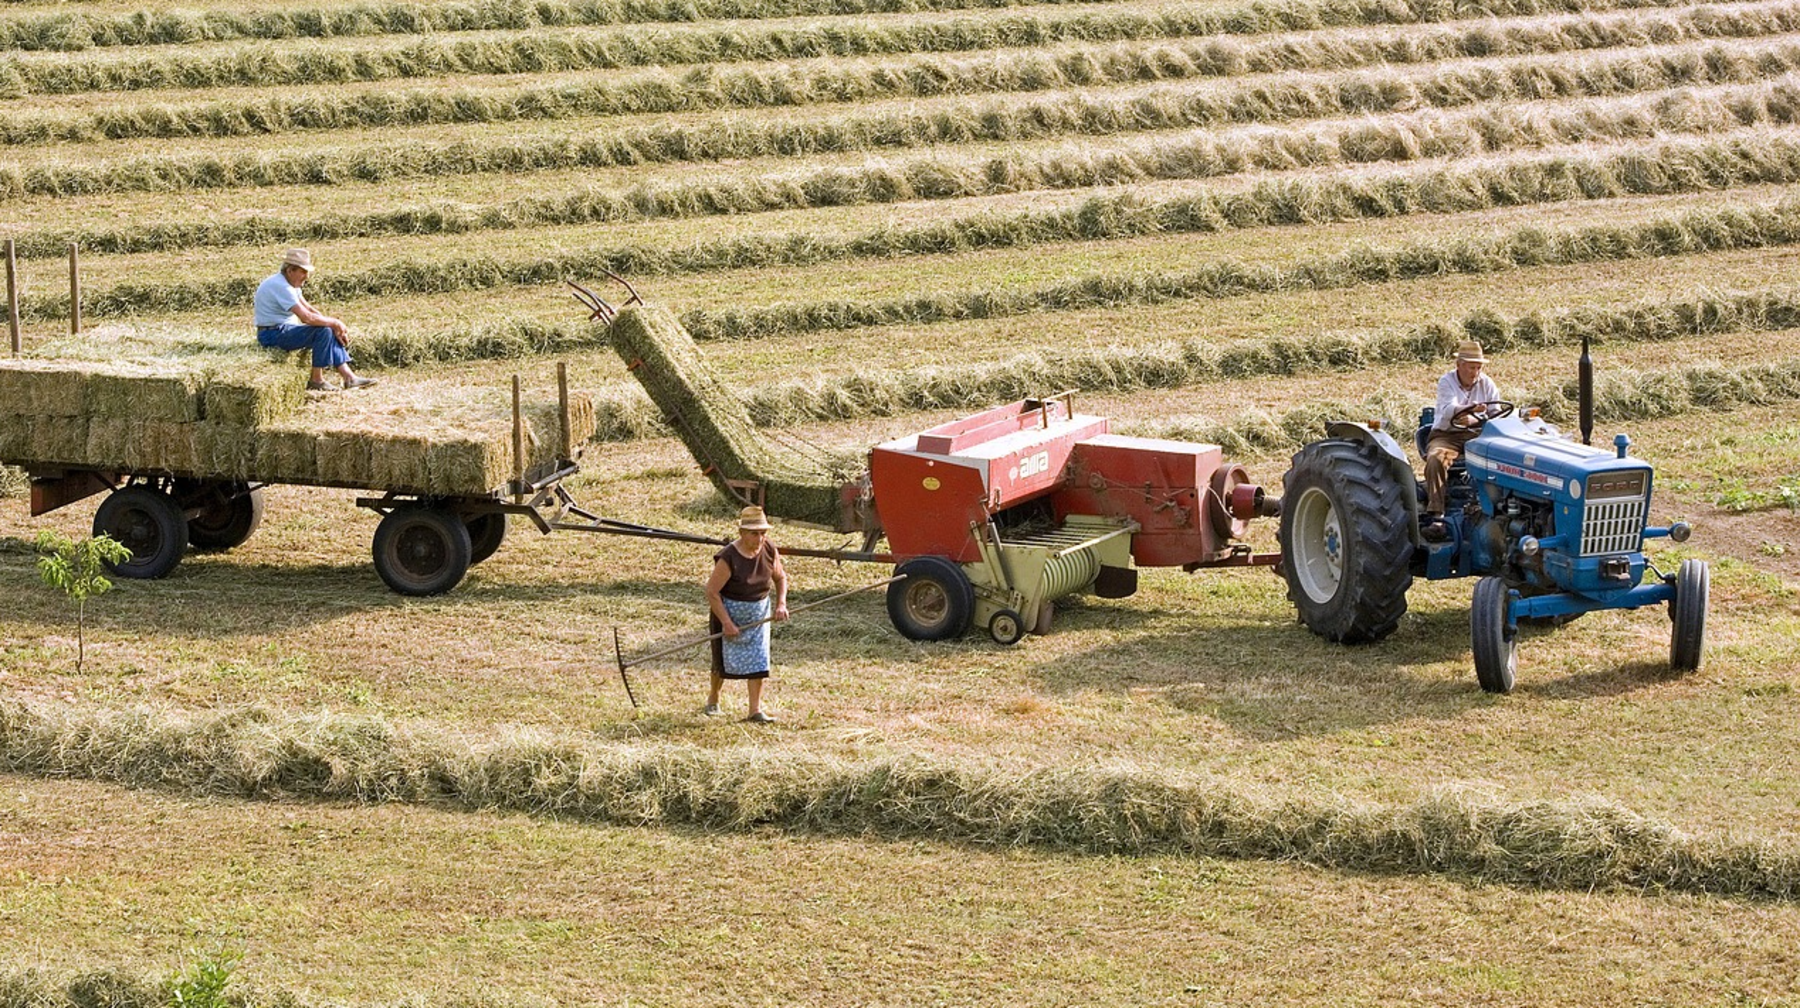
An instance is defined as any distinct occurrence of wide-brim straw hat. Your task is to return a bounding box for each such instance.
[737,505,772,531]
[282,248,314,273]
[1454,339,1487,363]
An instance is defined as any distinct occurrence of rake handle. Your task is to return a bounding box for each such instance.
[618,574,905,671]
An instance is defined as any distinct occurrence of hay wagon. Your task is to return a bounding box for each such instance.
[3,355,599,596]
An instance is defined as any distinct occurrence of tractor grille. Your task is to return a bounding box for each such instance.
[1581,498,1646,556]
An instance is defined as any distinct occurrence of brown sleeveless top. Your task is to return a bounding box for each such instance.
[714,539,778,602]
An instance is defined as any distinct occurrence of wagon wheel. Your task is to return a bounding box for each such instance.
[372,504,473,596]
[94,485,188,579]
[176,478,265,552]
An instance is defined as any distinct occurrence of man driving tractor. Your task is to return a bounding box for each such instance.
[1423,340,1500,540]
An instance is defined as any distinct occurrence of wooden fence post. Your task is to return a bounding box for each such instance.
[68,243,80,335]
[6,239,18,356]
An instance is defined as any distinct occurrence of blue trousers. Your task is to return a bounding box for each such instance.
[257,324,349,369]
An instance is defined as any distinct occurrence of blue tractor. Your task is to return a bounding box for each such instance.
[1275,340,1708,692]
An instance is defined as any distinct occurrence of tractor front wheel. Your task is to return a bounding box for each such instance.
[1670,558,1708,671]
[1471,576,1518,694]
[1279,438,1413,643]
[373,504,473,596]
[94,485,188,579]
[887,556,974,641]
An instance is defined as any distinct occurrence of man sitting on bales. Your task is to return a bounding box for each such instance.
[254,248,377,392]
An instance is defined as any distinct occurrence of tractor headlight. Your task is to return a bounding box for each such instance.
[1518,536,1540,556]
[1669,522,1692,543]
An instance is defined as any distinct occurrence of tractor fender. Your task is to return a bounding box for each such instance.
[1322,421,1422,541]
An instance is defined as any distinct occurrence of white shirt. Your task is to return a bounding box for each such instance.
[1432,369,1501,431]
[253,272,302,327]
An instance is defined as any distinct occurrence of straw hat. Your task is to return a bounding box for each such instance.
[1454,340,1487,363]
[281,248,315,273]
[737,505,772,531]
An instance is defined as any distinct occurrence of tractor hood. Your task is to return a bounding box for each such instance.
[1464,413,1650,500]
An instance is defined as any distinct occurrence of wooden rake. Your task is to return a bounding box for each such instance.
[611,574,906,709]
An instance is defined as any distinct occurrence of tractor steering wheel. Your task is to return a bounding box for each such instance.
[1451,400,1515,428]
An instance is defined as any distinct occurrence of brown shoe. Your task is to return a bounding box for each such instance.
[343,377,378,390]
[305,380,334,392]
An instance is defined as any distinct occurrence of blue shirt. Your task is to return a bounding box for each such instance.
[253,272,302,327]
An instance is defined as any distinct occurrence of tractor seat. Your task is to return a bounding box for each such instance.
[1416,406,1467,478]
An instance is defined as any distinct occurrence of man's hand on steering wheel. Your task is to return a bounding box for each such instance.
[1451,400,1516,428]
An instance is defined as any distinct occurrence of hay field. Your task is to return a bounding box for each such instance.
[3,0,1800,1002]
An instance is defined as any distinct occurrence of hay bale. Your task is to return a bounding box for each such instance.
[606,306,861,528]
[83,364,203,422]
[0,414,29,461]
[368,434,432,494]
[151,422,206,475]
[27,415,88,464]
[82,418,144,470]
[313,428,372,486]
[194,424,258,479]
[253,427,318,483]
[203,367,306,427]
[427,433,512,495]
[0,361,86,417]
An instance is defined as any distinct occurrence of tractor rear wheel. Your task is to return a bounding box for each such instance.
[373,504,473,596]
[1670,558,1708,671]
[1471,576,1518,694]
[94,485,188,579]
[1278,438,1413,643]
[887,556,974,641]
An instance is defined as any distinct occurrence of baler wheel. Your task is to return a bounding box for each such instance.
[887,556,974,641]
[1471,576,1518,694]
[1669,558,1708,671]
[1278,438,1413,643]
[988,609,1025,646]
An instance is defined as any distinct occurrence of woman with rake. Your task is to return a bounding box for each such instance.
[703,505,790,723]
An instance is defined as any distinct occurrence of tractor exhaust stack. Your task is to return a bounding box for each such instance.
[1579,333,1594,446]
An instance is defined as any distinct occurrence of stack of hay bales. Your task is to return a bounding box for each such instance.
[606,304,863,528]
[0,351,594,497]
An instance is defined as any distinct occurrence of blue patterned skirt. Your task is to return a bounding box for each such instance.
[710,596,770,679]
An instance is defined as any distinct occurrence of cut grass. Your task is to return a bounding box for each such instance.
[4,698,1800,899]
[15,94,1800,258]
[3,776,1797,1006]
[9,27,1796,143]
[11,0,1794,98]
[18,171,1800,324]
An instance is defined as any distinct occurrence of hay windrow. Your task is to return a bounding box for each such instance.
[680,196,1800,342]
[11,0,1794,101]
[7,28,1793,146]
[14,7,1799,205]
[35,159,1800,328]
[23,91,1800,259]
[607,304,861,527]
[1,699,1794,899]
